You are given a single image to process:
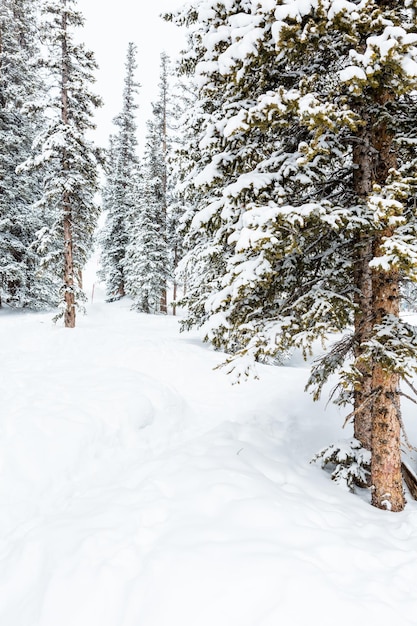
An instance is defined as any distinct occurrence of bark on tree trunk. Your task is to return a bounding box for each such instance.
[63,200,76,328]
[172,281,177,317]
[369,91,404,511]
[352,85,404,509]
[61,1,75,328]
[172,243,178,317]
[371,253,404,511]
[160,291,168,314]
[77,269,83,290]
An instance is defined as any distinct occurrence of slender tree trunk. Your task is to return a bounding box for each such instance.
[77,269,83,290]
[160,291,168,314]
[61,0,75,328]
[172,244,178,317]
[63,199,75,328]
[172,282,177,317]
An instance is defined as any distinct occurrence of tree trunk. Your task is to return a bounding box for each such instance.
[371,254,404,511]
[160,290,168,314]
[352,85,404,509]
[77,269,83,290]
[63,200,76,328]
[61,1,75,328]
[172,281,177,317]
[369,90,404,511]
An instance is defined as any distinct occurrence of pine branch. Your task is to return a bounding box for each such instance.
[398,391,417,405]
[405,378,417,398]
[397,391,417,452]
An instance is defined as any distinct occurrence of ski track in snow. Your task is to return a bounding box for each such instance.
[1,295,417,625]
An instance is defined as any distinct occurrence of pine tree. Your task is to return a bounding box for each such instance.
[0,0,53,309]
[21,0,102,327]
[125,112,169,313]
[99,42,140,300]
[125,53,171,314]
[166,3,252,333]
[168,76,203,315]
[171,0,417,511]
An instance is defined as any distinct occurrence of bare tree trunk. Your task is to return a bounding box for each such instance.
[368,90,404,510]
[371,254,404,510]
[172,243,178,316]
[160,291,168,314]
[77,269,83,290]
[63,199,75,328]
[172,282,177,317]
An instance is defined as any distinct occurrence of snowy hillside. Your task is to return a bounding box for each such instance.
[1,290,417,626]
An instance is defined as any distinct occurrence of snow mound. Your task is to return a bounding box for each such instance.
[1,299,417,626]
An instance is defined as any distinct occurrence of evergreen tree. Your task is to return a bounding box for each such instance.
[125,53,171,314]
[21,0,102,327]
[168,76,202,315]
[99,42,140,300]
[166,4,248,332]
[0,0,53,308]
[171,0,417,511]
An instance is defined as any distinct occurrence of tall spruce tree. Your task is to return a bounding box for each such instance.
[168,76,203,315]
[99,42,140,300]
[166,3,250,332]
[0,0,53,308]
[21,0,102,327]
[171,0,417,511]
[125,53,171,314]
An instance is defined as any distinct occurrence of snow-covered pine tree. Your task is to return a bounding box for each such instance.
[0,0,54,308]
[167,2,265,335]
[125,53,171,314]
[20,0,102,327]
[165,91,207,321]
[99,42,140,301]
[171,0,417,511]
[167,76,198,315]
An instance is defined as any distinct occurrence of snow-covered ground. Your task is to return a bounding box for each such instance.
[2,284,417,626]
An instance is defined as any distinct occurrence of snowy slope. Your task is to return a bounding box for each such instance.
[1,290,417,626]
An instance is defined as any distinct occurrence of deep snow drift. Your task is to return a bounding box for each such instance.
[1,289,417,626]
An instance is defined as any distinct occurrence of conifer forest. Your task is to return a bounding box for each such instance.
[6,0,417,623]
[3,0,417,581]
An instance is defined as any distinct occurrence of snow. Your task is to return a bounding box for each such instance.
[2,281,417,625]
[339,65,367,83]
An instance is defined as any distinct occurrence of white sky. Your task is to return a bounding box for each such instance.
[80,0,186,149]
